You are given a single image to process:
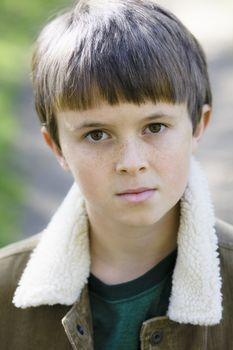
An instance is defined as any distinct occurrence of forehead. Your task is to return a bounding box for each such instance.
[57,101,189,130]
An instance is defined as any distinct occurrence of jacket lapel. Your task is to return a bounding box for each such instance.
[13,184,91,307]
[62,286,94,350]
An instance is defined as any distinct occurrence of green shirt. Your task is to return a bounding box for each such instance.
[88,248,177,350]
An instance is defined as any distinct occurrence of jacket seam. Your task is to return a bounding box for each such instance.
[0,250,33,261]
[218,244,233,251]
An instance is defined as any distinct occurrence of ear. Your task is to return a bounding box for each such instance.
[41,126,70,172]
[192,104,212,153]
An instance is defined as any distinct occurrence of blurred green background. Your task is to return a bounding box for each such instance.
[0,0,232,248]
[0,0,71,246]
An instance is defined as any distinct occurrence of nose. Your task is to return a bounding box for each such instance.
[115,139,148,175]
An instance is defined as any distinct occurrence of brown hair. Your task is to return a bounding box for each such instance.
[32,0,212,148]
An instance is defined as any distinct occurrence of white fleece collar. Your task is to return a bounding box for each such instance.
[13,157,222,326]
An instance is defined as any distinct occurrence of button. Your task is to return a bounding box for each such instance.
[76,324,85,336]
[149,330,163,345]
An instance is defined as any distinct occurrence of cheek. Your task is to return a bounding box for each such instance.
[167,154,190,186]
[155,137,192,194]
[63,145,109,197]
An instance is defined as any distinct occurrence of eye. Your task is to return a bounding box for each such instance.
[145,123,166,134]
[85,129,109,142]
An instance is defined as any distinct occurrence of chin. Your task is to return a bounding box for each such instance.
[119,210,166,227]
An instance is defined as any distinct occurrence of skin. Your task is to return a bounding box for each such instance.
[42,101,211,284]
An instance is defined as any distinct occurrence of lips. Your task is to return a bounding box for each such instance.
[117,187,153,195]
[117,188,156,204]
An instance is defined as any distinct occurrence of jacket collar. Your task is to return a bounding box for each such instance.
[13,157,222,326]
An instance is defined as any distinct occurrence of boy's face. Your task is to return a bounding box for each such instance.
[43,101,210,227]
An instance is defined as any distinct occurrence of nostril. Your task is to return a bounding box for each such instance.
[116,163,147,175]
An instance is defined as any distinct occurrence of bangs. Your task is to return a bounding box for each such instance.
[58,28,186,110]
[33,1,211,136]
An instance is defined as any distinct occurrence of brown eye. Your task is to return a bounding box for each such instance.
[148,123,164,133]
[85,130,108,142]
[90,130,103,140]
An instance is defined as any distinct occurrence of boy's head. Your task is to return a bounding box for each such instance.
[32,0,211,149]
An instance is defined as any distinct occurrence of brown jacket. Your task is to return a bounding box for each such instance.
[0,163,233,349]
[0,220,233,349]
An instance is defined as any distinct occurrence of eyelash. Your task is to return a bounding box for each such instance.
[84,123,167,143]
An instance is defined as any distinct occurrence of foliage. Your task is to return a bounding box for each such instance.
[0,0,70,246]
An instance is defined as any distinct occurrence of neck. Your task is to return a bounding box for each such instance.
[87,202,180,284]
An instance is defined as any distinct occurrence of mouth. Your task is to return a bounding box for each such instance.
[116,187,156,204]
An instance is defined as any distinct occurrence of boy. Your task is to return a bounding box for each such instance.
[0,0,233,349]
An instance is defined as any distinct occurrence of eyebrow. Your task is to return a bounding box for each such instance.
[72,112,174,131]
